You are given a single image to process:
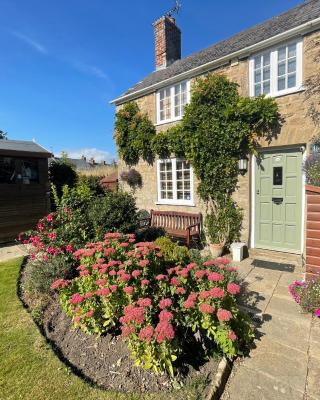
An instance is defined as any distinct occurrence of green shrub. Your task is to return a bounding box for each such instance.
[87,191,138,239]
[49,157,77,199]
[77,174,106,196]
[155,236,190,265]
[24,255,74,295]
[304,153,320,187]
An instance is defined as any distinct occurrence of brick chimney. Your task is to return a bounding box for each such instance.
[153,16,181,70]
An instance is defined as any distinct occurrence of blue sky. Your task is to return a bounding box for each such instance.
[0,0,302,161]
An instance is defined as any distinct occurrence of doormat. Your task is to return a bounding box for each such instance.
[252,259,295,273]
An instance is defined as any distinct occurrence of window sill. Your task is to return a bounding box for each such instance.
[155,116,183,126]
[252,86,305,99]
[156,201,195,207]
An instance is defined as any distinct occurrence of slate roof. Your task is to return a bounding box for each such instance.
[115,0,320,102]
[0,139,51,156]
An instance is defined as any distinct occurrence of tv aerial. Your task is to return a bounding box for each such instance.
[165,0,181,18]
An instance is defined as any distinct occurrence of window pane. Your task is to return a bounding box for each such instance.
[177,181,183,190]
[263,67,270,81]
[176,161,183,170]
[255,84,261,96]
[161,191,167,199]
[160,182,166,190]
[278,47,286,61]
[288,74,296,88]
[167,182,173,190]
[288,44,296,58]
[254,70,261,83]
[278,62,286,76]
[183,171,190,180]
[263,53,270,66]
[184,181,190,190]
[177,191,183,200]
[288,59,296,74]
[278,77,286,91]
[263,82,270,94]
[184,192,191,200]
[174,84,181,95]
[167,172,172,180]
[177,171,183,180]
[254,56,261,69]
[167,192,173,199]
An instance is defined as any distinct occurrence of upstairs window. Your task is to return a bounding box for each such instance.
[157,81,190,124]
[157,158,193,205]
[250,39,302,98]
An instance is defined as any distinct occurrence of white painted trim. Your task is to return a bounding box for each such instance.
[301,149,307,255]
[156,80,190,125]
[251,154,256,249]
[249,38,303,98]
[156,158,194,206]
[110,17,320,105]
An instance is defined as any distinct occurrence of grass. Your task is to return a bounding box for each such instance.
[0,258,208,400]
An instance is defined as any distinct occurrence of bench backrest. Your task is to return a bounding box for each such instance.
[150,210,202,232]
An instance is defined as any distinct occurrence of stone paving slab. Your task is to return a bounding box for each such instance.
[223,256,317,400]
[0,244,26,262]
[222,365,304,400]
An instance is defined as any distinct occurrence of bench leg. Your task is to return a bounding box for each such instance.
[186,232,190,248]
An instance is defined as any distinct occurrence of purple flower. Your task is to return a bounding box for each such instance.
[314,308,320,318]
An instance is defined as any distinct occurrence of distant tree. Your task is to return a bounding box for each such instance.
[49,153,77,199]
[0,130,7,139]
[304,36,320,127]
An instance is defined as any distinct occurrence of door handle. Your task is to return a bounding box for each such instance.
[256,190,260,195]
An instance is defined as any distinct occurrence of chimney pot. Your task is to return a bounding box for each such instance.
[153,16,181,70]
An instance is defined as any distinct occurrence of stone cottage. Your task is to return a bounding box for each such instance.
[111,1,320,261]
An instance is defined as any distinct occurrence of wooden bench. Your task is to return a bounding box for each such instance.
[140,209,202,247]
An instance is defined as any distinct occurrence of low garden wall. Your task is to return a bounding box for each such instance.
[306,184,320,280]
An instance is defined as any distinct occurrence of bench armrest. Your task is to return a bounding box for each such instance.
[186,222,201,231]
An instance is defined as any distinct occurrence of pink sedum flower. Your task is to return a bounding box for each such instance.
[138,325,154,342]
[199,303,215,314]
[159,298,172,309]
[123,286,134,295]
[217,309,233,322]
[228,330,237,341]
[227,283,241,295]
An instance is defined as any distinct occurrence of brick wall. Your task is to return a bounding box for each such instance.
[306,185,320,280]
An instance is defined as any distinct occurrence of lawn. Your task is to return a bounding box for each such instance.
[0,257,206,400]
[0,257,136,400]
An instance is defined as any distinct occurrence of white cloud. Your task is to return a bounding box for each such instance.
[60,148,117,163]
[10,31,47,54]
[72,62,109,80]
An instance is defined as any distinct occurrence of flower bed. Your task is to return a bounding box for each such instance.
[289,278,320,317]
[52,232,253,378]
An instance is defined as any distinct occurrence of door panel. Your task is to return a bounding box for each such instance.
[255,149,302,253]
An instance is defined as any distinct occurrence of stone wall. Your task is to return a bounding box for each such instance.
[117,29,320,248]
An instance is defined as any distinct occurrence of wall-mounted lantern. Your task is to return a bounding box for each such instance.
[238,157,248,175]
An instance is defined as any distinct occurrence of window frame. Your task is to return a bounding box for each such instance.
[156,80,191,125]
[156,158,194,206]
[249,39,303,98]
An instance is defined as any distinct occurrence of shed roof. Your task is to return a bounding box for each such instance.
[113,0,320,104]
[0,140,51,157]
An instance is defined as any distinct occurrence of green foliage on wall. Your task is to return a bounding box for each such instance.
[115,102,156,166]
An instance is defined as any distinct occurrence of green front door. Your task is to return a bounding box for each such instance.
[255,148,302,253]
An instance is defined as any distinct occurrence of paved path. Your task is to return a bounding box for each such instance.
[0,244,27,262]
[222,254,320,400]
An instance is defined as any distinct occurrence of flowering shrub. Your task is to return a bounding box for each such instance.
[289,278,320,317]
[52,232,253,377]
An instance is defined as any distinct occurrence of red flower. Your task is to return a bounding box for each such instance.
[195,270,206,279]
[159,310,173,322]
[209,287,225,298]
[138,325,154,342]
[228,330,237,341]
[109,270,117,276]
[65,244,73,253]
[141,279,150,287]
[155,321,175,343]
[199,303,214,314]
[137,298,152,307]
[121,325,135,338]
[51,278,70,290]
[95,278,107,286]
[207,272,224,282]
[80,270,89,277]
[123,286,134,295]
[110,285,118,292]
[217,309,232,322]
[139,259,149,268]
[159,298,172,309]
[170,277,180,286]
[119,273,130,282]
[156,274,167,281]
[69,293,84,305]
[48,232,56,240]
[120,242,129,247]
[73,316,82,323]
[86,310,94,318]
[227,283,240,295]
[199,291,211,300]
[46,213,54,222]
[84,292,93,299]
[175,287,186,295]
[96,287,111,296]
[132,270,141,278]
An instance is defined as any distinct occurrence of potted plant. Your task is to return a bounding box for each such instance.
[205,199,242,258]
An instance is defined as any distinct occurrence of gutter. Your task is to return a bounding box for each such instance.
[110,16,320,105]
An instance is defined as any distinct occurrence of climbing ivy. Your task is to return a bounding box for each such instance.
[114,102,156,166]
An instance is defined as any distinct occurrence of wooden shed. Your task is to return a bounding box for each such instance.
[0,140,51,242]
